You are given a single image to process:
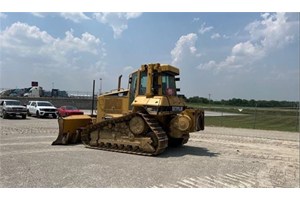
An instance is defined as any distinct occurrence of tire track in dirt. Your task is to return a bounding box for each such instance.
[0,126,57,135]
[191,133,299,149]
[189,131,299,188]
[190,132,299,163]
[0,146,87,156]
[150,171,258,188]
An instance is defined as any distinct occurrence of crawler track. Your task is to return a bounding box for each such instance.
[80,112,168,156]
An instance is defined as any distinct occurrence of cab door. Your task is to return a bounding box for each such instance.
[128,71,138,110]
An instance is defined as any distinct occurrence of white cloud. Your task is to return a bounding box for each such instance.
[198,12,297,72]
[0,13,7,19]
[93,12,142,39]
[125,13,142,19]
[1,22,53,48]
[246,12,296,50]
[211,32,230,40]
[222,34,230,39]
[123,66,133,72]
[0,22,107,91]
[60,12,90,23]
[31,12,45,18]
[193,17,200,22]
[211,33,221,39]
[198,22,213,34]
[171,33,201,67]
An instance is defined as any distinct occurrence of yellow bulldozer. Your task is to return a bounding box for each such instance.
[52,63,204,155]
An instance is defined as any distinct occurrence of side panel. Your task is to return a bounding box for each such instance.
[96,94,130,123]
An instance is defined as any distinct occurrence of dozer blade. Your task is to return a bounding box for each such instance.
[52,115,93,145]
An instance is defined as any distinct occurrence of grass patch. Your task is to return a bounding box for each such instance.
[188,103,299,132]
[206,115,299,132]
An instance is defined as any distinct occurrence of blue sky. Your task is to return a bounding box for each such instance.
[0,12,299,101]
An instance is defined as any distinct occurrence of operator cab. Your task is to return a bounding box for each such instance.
[128,63,180,99]
[129,63,184,113]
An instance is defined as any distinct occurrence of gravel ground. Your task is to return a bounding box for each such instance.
[0,116,299,188]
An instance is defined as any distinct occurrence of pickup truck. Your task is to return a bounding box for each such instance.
[0,99,27,119]
[27,101,57,118]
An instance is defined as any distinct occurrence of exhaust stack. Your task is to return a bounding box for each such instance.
[118,75,122,91]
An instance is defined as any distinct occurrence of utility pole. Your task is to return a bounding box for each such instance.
[99,78,102,95]
[91,80,95,116]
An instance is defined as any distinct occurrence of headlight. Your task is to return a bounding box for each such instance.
[170,114,192,131]
[177,115,191,131]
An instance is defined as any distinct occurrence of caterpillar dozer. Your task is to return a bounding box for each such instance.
[52,63,204,155]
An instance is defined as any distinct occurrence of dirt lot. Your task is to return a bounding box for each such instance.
[0,116,299,188]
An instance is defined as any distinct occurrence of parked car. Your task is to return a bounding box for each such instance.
[57,105,84,117]
[0,99,27,119]
[27,101,57,118]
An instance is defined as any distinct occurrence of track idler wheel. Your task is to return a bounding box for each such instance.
[129,116,148,135]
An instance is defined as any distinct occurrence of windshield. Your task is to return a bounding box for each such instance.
[38,102,53,107]
[162,73,177,96]
[5,101,21,106]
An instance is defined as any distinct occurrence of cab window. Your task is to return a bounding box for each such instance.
[139,71,147,95]
[162,73,176,96]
